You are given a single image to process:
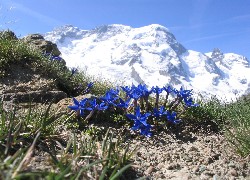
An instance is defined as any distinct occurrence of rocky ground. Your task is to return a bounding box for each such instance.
[16,116,250,180]
[125,128,250,179]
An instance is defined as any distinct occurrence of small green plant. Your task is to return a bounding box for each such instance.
[223,97,250,157]
[183,95,226,124]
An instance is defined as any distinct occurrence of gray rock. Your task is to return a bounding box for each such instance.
[144,166,155,175]
[229,169,238,177]
[22,34,61,57]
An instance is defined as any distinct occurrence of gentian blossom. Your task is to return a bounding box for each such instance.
[83,82,94,94]
[100,91,118,106]
[163,85,172,94]
[51,56,62,61]
[128,85,142,100]
[71,68,78,76]
[152,86,163,94]
[137,84,152,97]
[68,98,92,117]
[117,98,132,109]
[153,106,167,119]
[174,87,193,100]
[165,111,180,124]
[126,106,152,137]
[174,87,198,107]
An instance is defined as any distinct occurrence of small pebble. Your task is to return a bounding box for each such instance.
[157,163,164,169]
[193,166,200,173]
[199,165,207,172]
[203,170,215,177]
[205,157,214,164]
[229,169,238,177]
[167,163,180,170]
[144,166,155,175]
[200,173,210,180]
[228,162,236,168]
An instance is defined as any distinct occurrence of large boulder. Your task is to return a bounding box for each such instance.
[22,34,61,56]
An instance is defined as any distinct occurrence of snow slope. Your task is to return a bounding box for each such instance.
[44,24,250,101]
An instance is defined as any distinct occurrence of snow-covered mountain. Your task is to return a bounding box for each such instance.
[44,24,250,101]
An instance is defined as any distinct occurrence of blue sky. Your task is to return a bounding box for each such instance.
[1,0,250,58]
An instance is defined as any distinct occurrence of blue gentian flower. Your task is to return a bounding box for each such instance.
[87,82,94,89]
[89,98,98,109]
[173,87,198,107]
[101,91,118,106]
[68,98,92,117]
[108,88,119,97]
[97,102,109,111]
[128,85,142,100]
[153,106,167,118]
[83,82,94,94]
[117,98,131,109]
[121,85,132,95]
[165,111,180,124]
[51,56,62,61]
[137,84,152,97]
[163,85,172,94]
[140,124,152,137]
[89,99,109,111]
[71,68,78,76]
[44,53,62,61]
[126,106,152,136]
[174,87,193,99]
[152,86,163,94]
[184,97,199,107]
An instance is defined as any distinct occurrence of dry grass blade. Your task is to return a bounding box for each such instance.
[11,131,41,178]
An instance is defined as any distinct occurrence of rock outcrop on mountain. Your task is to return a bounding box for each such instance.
[0,32,68,108]
[22,34,61,56]
[44,24,250,100]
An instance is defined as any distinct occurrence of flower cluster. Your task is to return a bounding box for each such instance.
[68,83,198,137]
[44,53,63,61]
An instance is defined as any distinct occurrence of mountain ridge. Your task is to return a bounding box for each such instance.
[44,24,250,101]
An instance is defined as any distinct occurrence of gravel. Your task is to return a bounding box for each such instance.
[124,128,250,180]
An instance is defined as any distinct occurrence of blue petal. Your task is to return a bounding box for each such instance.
[85,107,93,111]
[144,113,151,118]
[87,82,94,89]
[140,120,148,126]
[131,125,140,130]
[72,97,79,106]
[68,105,79,110]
